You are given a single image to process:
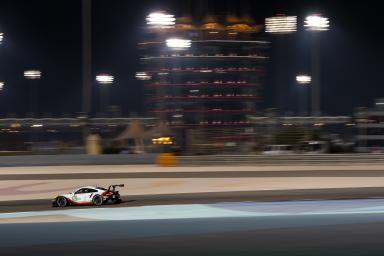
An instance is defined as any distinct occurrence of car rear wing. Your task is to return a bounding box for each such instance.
[107,184,124,192]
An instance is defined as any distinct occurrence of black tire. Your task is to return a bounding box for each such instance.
[56,196,68,207]
[93,195,103,206]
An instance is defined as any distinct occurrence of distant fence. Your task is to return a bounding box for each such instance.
[177,154,384,166]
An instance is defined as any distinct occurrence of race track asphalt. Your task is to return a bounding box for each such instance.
[3,198,384,256]
[2,186,384,213]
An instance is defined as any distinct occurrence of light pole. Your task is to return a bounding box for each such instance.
[265,15,297,115]
[0,35,3,88]
[304,14,329,117]
[96,74,114,115]
[24,70,42,150]
[24,70,42,117]
[82,0,92,150]
[166,37,192,126]
[144,11,175,122]
[296,74,311,116]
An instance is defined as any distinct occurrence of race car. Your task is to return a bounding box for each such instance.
[52,184,124,207]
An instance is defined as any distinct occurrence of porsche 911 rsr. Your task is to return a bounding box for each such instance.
[52,184,124,207]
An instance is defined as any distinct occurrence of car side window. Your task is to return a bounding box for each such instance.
[75,188,86,194]
[88,189,97,193]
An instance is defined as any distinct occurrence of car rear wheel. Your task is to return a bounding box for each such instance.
[56,196,68,207]
[93,195,103,206]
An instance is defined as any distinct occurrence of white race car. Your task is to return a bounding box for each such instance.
[52,184,124,207]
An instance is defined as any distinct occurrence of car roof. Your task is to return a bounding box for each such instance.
[75,186,105,191]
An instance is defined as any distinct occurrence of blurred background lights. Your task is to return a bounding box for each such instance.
[24,70,42,79]
[146,12,175,28]
[0,81,4,91]
[0,33,3,44]
[265,15,297,34]
[96,74,114,84]
[152,137,173,145]
[296,75,312,84]
[304,14,330,31]
[135,72,152,80]
[30,124,43,128]
[166,38,191,49]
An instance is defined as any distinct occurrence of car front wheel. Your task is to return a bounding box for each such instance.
[56,196,68,207]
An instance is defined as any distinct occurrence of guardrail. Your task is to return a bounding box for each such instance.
[177,154,384,166]
[1,153,384,167]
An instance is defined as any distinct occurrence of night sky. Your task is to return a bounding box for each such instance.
[0,0,382,117]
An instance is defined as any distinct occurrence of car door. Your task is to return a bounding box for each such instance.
[72,188,88,203]
[82,188,98,203]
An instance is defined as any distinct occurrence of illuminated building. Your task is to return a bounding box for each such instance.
[138,13,269,153]
[356,99,384,153]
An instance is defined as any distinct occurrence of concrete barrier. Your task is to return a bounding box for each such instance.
[177,154,384,166]
[0,154,158,167]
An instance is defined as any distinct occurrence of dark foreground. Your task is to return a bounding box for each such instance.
[2,216,384,256]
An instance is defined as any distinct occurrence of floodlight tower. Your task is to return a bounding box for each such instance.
[265,15,297,115]
[304,14,330,117]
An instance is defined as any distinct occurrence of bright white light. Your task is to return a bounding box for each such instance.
[265,15,297,34]
[146,12,175,28]
[305,14,330,31]
[96,74,114,84]
[31,124,43,128]
[0,82,4,90]
[296,75,311,84]
[166,38,191,49]
[24,70,42,79]
[135,72,151,80]
[0,33,3,44]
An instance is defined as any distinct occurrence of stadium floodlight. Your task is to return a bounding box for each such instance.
[135,72,151,81]
[146,12,175,28]
[296,75,311,84]
[96,74,114,84]
[265,15,297,34]
[24,70,42,79]
[166,38,191,49]
[304,14,329,31]
[0,33,3,44]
